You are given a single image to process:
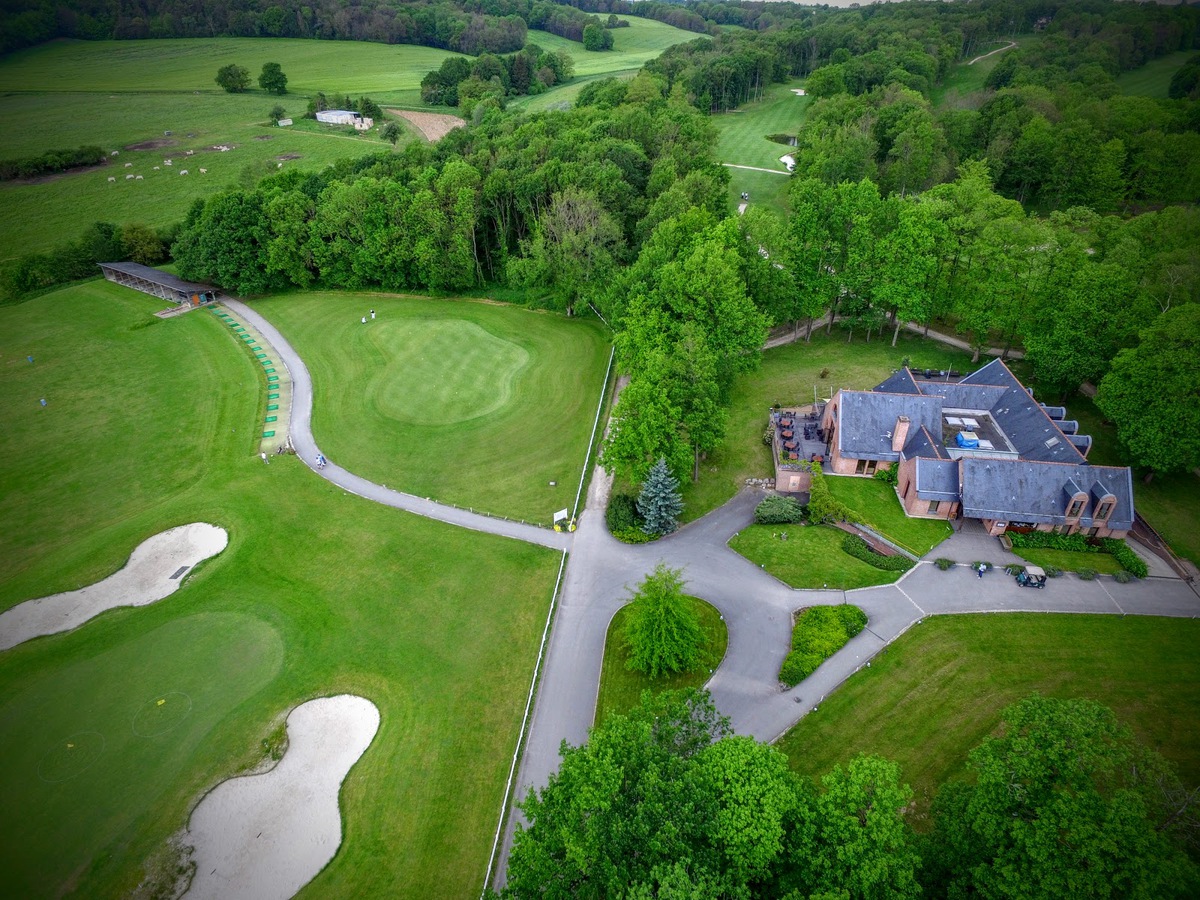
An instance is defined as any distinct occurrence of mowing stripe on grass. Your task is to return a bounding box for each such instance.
[484,548,568,897]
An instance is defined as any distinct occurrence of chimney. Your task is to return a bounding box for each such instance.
[892,416,910,452]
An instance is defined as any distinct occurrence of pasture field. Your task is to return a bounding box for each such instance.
[776,614,1200,825]
[1117,50,1192,98]
[594,596,727,725]
[728,525,900,591]
[681,331,976,521]
[0,17,696,258]
[0,282,561,897]
[255,292,611,523]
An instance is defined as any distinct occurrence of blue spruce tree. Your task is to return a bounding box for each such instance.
[637,457,684,536]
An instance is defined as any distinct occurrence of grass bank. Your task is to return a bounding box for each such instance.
[825,475,952,556]
[729,524,900,591]
[776,614,1200,826]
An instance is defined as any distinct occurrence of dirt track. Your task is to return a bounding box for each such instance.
[386,109,466,142]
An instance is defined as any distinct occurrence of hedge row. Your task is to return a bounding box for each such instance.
[0,145,106,181]
[841,534,913,572]
[1008,531,1147,578]
[780,605,867,687]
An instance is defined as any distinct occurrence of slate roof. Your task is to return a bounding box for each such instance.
[836,391,942,461]
[961,458,1135,531]
[838,358,1136,530]
[98,262,215,295]
[915,457,960,501]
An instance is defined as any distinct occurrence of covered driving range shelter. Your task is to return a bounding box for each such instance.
[98,262,220,307]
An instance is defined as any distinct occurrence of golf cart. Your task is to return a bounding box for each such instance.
[1015,565,1047,589]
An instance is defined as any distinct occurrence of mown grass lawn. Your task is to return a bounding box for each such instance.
[1068,396,1200,566]
[594,596,728,725]
[775,614,1200,828]
[682,331,976,521]
[255,292,610,523]
[729,524,900,591]
[825,476,952,556]
[1011,547,1125,576]
[1117,50,1193,98]
[714,78,809,171]
[0,281,561,898]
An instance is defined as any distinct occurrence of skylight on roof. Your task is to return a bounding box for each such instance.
[962,417,979,428]
[978,439,994,450]
[946,416,963,425]
[1045,437,1059,448]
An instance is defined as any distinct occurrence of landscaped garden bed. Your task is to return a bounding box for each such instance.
[1008,531,1147,577]
[780,605,867,687]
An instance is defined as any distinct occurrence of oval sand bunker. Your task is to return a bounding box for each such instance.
[0,523,227,651]
[185,695,380,900]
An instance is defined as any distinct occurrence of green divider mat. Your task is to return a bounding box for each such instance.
[268,393,279,400]
[263,430,275,438]
[267,375,279,382]
[255,352,266,359]
[263,368,275,374]
[260,359,273,366]
[265,415,278,423]
[267,404,278,411]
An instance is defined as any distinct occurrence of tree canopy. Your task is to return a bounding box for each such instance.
[623,563,701,678]
[258,61,288,94]
[214,63,250,93]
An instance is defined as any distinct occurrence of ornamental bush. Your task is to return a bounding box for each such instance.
[1101,538,1148,578]
[873,466,898,486]
[624,564,702,677]
[606,492,641,534]
[754,495,806,525]
[1078,567,1098,581]
[779,605,867,686]
[936,557,956,571]
[841,534,913,572]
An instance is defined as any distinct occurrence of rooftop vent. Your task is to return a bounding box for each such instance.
[1045,437,1059,448]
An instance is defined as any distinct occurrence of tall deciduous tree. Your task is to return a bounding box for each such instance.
[624,563,701,677]
[258,62,288,94]
[215,64,250,93]
[923,695,1200,900]
[1096,304,1200,478]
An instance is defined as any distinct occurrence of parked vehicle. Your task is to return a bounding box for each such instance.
[1015,565,1047,589]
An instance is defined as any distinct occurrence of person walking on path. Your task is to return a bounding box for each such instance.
[977,563,985,578]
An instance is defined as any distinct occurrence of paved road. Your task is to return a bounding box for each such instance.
[219,298,1200,891]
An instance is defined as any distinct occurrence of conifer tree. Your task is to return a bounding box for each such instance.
[637,457,684,536]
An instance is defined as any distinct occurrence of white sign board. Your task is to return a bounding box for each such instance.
[277,118,293,127]
[553,508,570,522]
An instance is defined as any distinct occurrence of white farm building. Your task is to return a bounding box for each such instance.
[316,109,373,130]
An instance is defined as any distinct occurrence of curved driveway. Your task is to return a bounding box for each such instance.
[220,298,1200,891]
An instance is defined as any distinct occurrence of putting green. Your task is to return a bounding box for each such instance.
[0,612,284,897]
[368,319,530,425]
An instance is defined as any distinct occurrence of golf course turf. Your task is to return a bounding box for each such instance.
[255,292,611,523]
[776,613,1200,827]
[0,282,563,897]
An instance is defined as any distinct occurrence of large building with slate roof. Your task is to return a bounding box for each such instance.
[817,359,1134,538]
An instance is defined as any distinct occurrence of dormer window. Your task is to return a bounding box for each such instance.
[1067,498,1085,518]
[1095,501,1113,520]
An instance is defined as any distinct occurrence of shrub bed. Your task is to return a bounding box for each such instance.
[606,492,641,533]
[841,534,913,572]
[780,605,867,687]
[755,494,806,524]
[1101,538,1149,578]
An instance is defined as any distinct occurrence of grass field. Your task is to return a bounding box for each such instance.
[728,524,901,591]
[1117,50,1192,99]
[255,292,610,523]
[825,476,952,556]
[594,596,727,725]
[0,281,562,897]
[1011,547,1125,575]
[0,18,696,258]
[1068,396,1200,566]
[775,614,1200,826]
[712,78,807,218]
[929,36,1043,111]
[682,331,976,521]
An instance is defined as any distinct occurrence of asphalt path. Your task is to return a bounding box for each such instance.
[218,299,1200,892]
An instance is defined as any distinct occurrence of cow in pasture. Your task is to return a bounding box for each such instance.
[180,170,188,175]
[199,168,207,174]
[108,176,115,182]
[125,174,134,179]
[124,162,132,167]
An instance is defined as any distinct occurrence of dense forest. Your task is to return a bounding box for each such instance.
[5,0,1199,484]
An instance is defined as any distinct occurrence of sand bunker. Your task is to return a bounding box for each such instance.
[0,523,227,651]
[184,695,380,900]
[386,109,465,142]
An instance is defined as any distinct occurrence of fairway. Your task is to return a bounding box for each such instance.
[775,614,1200,825]
[256,292,611,523]
[713,78,807,218]
[1117,50,1192,99]
[0,283,562,898]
